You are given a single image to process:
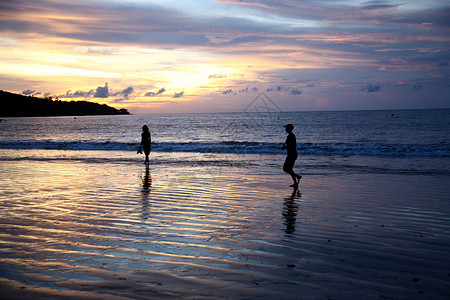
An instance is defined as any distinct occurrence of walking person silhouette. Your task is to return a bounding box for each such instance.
[282,124,302,187]
[138,125,151,165]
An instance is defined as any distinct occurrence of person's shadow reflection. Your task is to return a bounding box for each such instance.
[141,166,152,219]
[283,187,301,235]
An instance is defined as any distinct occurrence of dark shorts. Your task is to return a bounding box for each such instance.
[283,156,297,173]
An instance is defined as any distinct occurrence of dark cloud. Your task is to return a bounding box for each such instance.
[407,53,450,68]
[438,61,448,68]
[276,86,297,93]
[208,74,227,79]
[362,5,397,10]
[145,87,166,97]
[122,86,134,99]
[366,84,381,92]
[412,83,422,91]
[222,89,233,94]
[56,89,94,98]
[173,91,184,98]
[235,85,301,95]
[361,1,399,10]
[22,89,35,95]
[111,86,134,99]
[386,7,450,28]
[94,83,109,98]
[109,86,134,102]
[236,86,259,93]
[290,88,302,95]
[74,90,94,97]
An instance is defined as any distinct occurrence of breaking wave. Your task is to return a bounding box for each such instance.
[1,140,449,157]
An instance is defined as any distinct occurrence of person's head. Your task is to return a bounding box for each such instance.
[142,125,149,132]
[283,123,294,133]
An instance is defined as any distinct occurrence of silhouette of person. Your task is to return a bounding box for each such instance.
[282,124,302,187]
[138,125,151,165]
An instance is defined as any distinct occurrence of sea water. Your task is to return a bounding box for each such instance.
[1,109,449,176]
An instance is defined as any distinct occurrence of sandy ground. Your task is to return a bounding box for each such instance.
[0,151,449,299]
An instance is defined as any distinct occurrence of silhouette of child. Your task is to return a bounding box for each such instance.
[282,124,302,187]
[138,125,151,165]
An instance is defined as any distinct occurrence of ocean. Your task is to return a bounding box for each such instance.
[1,109,450,299]
[0,110,450,169]
[1,109,449,175]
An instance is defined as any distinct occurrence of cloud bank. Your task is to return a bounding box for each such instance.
[0,0,449,112]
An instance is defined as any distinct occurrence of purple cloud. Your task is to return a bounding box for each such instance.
[208,74,227,79]
[412,83,422,91]
[56,89,94,98]
[122,86,134,99]
[94,83,109,98]
[22,89,35,95]
[290,88,302,95]
[145,87,166,97]
[111,86,134,99]
[366,84,381,92]
[361,1,399,10]
[173,91,184,98]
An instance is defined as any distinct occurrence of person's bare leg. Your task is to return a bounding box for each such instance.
[289,172,298,187]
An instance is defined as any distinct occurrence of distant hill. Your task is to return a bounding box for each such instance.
[0,90,130,117]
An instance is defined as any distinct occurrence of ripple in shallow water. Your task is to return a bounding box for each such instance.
[1,158,449,299]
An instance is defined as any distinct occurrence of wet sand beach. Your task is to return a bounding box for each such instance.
[1,150,450,299]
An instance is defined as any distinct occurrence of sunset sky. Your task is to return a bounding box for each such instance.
[1,0,449,113]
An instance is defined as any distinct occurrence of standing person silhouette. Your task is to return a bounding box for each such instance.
[282,124,302,187]
[138,125,151,165]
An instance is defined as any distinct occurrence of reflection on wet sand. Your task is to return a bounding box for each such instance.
[1,157,450,299]
[283,188,301,235]
[141,166,152,219]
